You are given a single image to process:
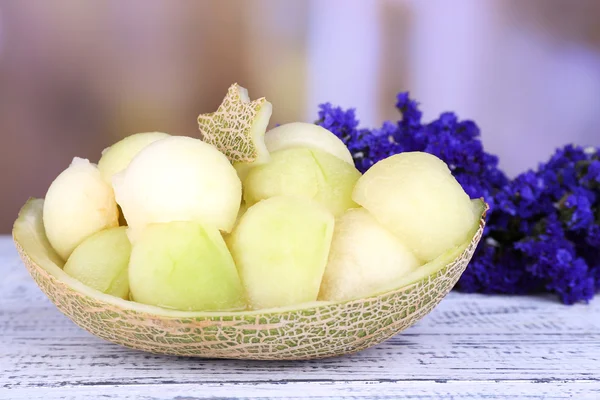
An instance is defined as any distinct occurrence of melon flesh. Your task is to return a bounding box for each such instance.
[232,201,248,229]
[228,196,335,310]
[43,157,119,260]
[128,220,246,311]
[319,208,420,302]
[392,199,485,288]
[222,201,248,248]
[352,151,475,262]
[264,122,354,165]
[98,132,170,185]
[233,161,255,183]
[64,227,131,299]
[112,136,241,243]
[243,148,361,217]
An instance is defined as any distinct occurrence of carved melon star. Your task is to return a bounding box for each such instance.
[198,83,272,164]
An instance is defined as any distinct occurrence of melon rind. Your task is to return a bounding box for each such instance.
[13,198,486,360]
[198,83,272,164]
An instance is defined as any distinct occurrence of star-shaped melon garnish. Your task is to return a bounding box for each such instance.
[198,83,272,164]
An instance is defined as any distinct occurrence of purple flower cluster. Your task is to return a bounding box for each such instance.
[316,93,600,304]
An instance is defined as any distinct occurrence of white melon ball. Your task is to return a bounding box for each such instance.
[352,152,475,262]
[264,122,354,165]
[98,132,170,184]
[112,136,241,242]
[43,158,119,260]
[319,208,421,302]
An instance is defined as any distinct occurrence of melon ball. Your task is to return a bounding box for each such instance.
[43,157,119,260]
[98,132,170,185]
[390,199,486,288]
[64,227,131,299]
[243,148,361,217]
[352,152,475,262]
[233,161,254,183]
[129,220,246,311]
[228,196,335,310]
[232,201,248,229]
[264,122,354,165]
[112,136,241,242]
[222,201,247,247]
[319,208,420,302]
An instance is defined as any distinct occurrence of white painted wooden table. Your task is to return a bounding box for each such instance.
[1,236,599,399]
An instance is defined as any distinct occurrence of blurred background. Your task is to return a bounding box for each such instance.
[1,0,600,233]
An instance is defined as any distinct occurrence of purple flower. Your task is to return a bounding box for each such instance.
[563,189,595,230]
[585,160,600,184]
[396,92,422,128]
[588,225,600,247]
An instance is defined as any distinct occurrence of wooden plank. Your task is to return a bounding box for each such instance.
[2,381,600,400]
[3,328,599,388]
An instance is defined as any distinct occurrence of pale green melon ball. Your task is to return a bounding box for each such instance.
[352,151,475,262]
[391,199,485,289]
[319,208,420,302]
[43,157,119,260]
[264,122,354,165]
[228,196,335,310]
[64,227,131,299]
[98,132,170,185]
[129,221,246,311]
[112,136,241,243]
[243,148,361,217]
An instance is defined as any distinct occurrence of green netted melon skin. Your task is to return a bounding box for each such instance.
[197,83,271,164]
[13,198,486,360]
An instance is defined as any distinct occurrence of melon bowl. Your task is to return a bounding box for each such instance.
[13,198,487,360]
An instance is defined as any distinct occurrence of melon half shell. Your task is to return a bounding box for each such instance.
[13,198,487,360]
